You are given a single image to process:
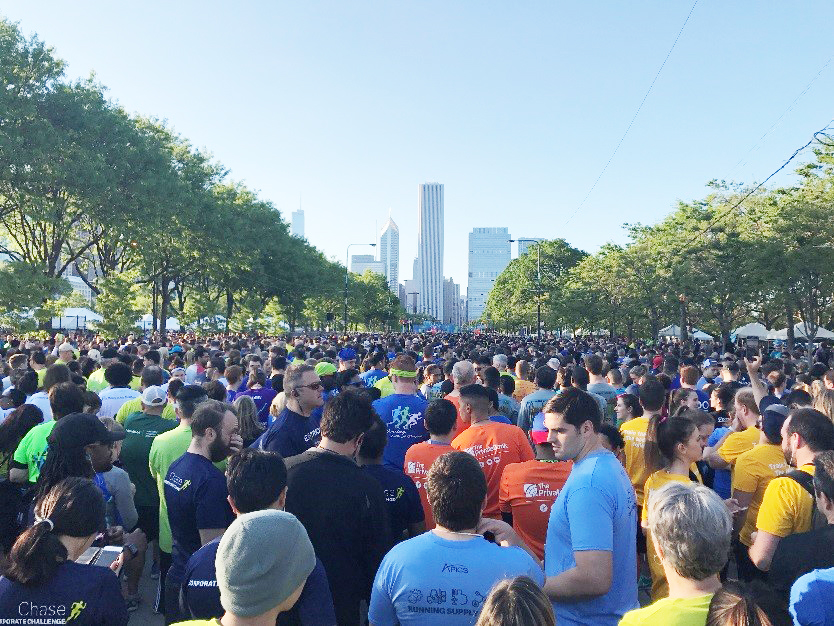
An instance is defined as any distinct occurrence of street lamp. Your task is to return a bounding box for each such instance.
[510,239,542,341]
[344,243,376,332]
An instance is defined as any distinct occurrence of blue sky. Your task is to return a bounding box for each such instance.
[4,1,834,293]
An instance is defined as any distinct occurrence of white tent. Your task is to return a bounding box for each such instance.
[658,324,682,338]
[51,307,103,330]
[691,329,714,340]
[767,322,834,341]
[733,322,769,339]
[136,314,181,331]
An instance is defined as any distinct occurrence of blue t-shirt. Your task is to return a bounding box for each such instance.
[489,415,512,424]
[252,407,321,457]
[181,536,337,625]
[164,452,234,586]
[545,448,638,626]
[369,532,544,625]
[790,566,834,626]
[708,427,732,499]
[518,390,557,434]
[0,560,128,625]
[694,389,710,412]
[363,464,424,541]
[361,368,388,387]
[234,387,278,423]
[373,394,430,470]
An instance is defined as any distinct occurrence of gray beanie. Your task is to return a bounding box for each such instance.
[216,509,316,617]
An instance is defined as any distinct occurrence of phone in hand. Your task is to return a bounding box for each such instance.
[745,337,760,360]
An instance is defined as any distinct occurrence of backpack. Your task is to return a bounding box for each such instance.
[786,469,828,531]
[0,479,36,552]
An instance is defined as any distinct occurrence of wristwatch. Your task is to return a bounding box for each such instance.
[123,543,139,558]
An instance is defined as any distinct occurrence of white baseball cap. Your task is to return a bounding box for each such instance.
[141,385,167,407]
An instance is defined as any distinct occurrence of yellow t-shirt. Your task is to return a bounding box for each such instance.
[130,375,142,391]
[732,443,788,547]
[620,417,650,506]
[756,463,815,538]
[115,396,177,424]
[643,470,699,601]
[717,426,759,464]
[619,593,714,626]
[373,376,394,398]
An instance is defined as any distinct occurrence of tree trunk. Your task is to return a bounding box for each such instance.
[159,279,170,336]
[225,289,234,332]
[786,300,795,352]
[152,280,158,333]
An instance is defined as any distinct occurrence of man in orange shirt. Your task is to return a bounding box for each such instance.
[500,413,572,560]
[403,399,458,529]
[452,384,535,519]
[513,360,537,403]
[445,360,476,435]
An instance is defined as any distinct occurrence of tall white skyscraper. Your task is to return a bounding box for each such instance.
[379,215,399,294]
[418,183,444,321]
[467,227,511,321]
[291,210,305,238]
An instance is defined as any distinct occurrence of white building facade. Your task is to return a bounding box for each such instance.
[417,183,444,321]
[291,210,305,238]
[379,216,399,294]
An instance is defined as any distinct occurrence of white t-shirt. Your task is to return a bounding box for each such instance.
[27,391,53,422]
[98,387,140,419]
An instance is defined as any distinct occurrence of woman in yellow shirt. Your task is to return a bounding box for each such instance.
[642,413,705,601]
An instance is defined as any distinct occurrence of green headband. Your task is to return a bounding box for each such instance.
[390,368,417,378]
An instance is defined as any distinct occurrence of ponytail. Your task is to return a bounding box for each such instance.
[6,477,105,586]
[645,414,697,474]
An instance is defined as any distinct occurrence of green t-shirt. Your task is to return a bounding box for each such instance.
[619,593,714,625]
[121,412,177,508]
[12,421,56,483]
[149,423,227,553]
[85,367,108,393]
[116,397,177,424]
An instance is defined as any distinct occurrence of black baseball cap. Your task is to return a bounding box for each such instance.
[47,413,125,450]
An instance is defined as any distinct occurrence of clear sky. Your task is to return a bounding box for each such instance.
[4,1,834,294]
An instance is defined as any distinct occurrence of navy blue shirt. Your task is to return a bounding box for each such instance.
[235,387,278,423]
[372,394,429,470]
[252,407,321,457]
[362,464,424,541]
[0,560,128,625]
[181,537,337,625]
[164,452,234,586]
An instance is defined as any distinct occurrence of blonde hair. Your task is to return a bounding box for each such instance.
[232,395,264,444]
[474,577,554,626]
[813,389,834,423]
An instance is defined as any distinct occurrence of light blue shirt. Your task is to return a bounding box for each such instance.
[369,531,544,625]
[518,389,557,434]
[790,566,834,626]
[545,448,638,626]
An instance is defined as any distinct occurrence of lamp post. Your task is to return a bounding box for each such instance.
[510,239,542,341]
[344,243,376,332]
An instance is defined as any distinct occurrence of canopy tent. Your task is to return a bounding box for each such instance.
[136,315,181,331]
[658,324,682,338]
[733,322,769,339]
[691,329,714,340]
[51,307,103,330]
[767,322,834,341]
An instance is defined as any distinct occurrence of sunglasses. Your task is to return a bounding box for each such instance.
[297,381,323,391]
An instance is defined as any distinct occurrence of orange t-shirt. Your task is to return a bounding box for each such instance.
[445,394,469,436]
[512,379,537,403]
[451,420,536,518]
[403,441,453,529]
[499,460,572,560]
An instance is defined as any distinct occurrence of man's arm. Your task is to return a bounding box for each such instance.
[744,357,768,407]
[544,551,613,600]
[748,530,781,571]
[198,528,225,545]
[9,466,28,484]
[705,431,733,470]
[730,489,754,534]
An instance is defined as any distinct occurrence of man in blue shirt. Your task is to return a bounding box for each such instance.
[181,449,336,625]
[360,351,388,387]
[542,387,638,625]
[517,366,558,436]
[372,355,429,470]
[164,399,241,623]
[791,566,834,625]
[252,364,323,457]
[369,450,544,625]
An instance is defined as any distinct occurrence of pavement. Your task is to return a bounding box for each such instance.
[130,550,165,625]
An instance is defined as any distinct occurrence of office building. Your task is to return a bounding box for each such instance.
[350,254,384,276]
[443,278,463,327]
[467,227,511,321]
[379,216,399,293]
[417,183,444,321]
[291,210,305,238]
[517,237,541,256]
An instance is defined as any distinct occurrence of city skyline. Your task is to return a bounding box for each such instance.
[467,227,511,321]
[417,183,444,321]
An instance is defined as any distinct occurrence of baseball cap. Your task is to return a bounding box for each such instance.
[101,348,119,359]
[48,413,126,450]
[314,362,337,377]
[170,345,184,354]
[58,343,74,353]
[762,403,789,442]
[86,349,101,363]
[547,358,561,370]
[338,348,357,361]
[141,385,167,407]
[531,412,548,444]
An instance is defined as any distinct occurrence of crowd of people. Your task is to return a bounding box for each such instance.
[0,330,833,625]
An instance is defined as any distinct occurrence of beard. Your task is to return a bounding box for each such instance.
[208,436,231,463]
[783,444,795,467]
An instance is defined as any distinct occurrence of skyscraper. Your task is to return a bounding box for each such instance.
[467,227,511,321]
[350,254,384,276]
[517,237,541,256]
[291,210,305,238]
[418,183,444,321]
[379,215,399,294]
